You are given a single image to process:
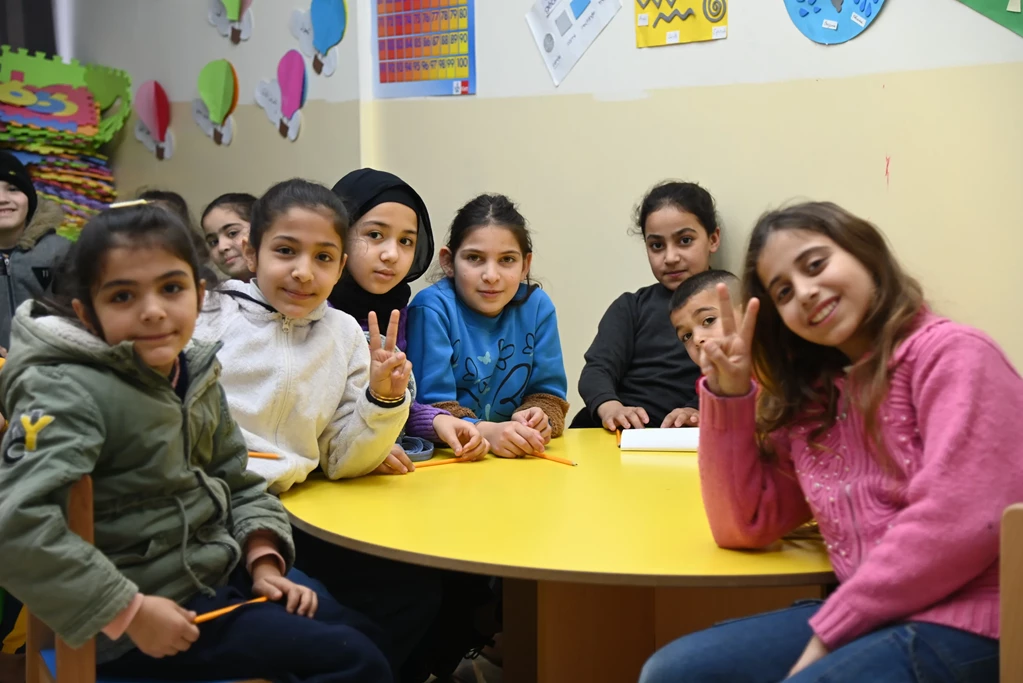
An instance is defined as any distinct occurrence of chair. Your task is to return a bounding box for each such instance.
[25,477,267,683]
[1002,503,1023,682]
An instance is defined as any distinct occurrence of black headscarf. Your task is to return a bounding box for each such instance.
[328,169,434,326]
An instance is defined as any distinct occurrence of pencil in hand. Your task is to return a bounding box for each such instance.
[193,596,268,624]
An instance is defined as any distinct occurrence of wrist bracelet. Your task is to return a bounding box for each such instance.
[366,387,407,408]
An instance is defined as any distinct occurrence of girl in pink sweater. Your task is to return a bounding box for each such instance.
[640,202,1018,682]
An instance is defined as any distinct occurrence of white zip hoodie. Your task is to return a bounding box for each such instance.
[194,280,410,493]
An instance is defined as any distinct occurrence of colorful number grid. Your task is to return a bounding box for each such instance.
[375,0,475,98]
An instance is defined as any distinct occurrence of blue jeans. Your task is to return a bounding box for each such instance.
[639,601,998,683]
[98,568,392,683]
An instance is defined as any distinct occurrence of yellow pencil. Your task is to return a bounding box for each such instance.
[193,597,268,624]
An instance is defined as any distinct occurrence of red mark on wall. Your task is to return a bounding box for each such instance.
[885,156,891,188]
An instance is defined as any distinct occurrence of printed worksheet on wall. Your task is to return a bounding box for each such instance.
[526,0,622,86]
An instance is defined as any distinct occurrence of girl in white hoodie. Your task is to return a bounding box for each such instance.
[195,178,412,493]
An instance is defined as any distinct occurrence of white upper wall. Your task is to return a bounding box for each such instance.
[71,0,1023,103]
[71,0,362,103]
[476,0,1023,98]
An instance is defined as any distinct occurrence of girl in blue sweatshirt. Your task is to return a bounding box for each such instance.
[406,194,569,458]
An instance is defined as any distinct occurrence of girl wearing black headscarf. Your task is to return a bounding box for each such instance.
[291,170,498,683]
[327,168,487,464]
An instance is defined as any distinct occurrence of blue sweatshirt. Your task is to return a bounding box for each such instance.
[406,279,568,424]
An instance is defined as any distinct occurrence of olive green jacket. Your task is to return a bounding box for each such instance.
[0,301,295,661]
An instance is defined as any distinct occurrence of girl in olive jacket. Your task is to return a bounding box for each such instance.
[0,203,391,683]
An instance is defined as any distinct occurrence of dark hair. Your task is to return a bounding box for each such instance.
[135,189,220,287]
[54,204,204,336]
[743,201,925,468]
[137,189,193,227]
[633,181,719,237]
[669,269,739,313]
[443,193,538,304]
[201,192,257,225]
[249,179,349,254]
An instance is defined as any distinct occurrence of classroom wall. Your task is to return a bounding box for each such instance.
[72,0,1023,414]
[72,0,365,199]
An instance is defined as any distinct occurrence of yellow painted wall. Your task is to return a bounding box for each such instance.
[365,63,1023,411]
[110,62,1023,413]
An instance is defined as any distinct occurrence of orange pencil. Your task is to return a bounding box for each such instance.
[616,429,622,447]
[193,596,268,624]
[414,458,468,469]
[248,452,282,460]
[527,452,577,467]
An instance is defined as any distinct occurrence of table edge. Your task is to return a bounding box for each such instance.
[289,513,836,588]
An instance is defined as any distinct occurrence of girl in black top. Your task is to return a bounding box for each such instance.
[573,181,721,431]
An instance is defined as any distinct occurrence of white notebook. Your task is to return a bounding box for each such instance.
[619,428,699,452]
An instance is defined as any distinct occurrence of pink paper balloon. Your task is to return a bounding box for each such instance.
[277,50,307,120]
[135,80,170,143]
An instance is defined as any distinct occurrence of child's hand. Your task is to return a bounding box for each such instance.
[698,284,759,397]
[367,310,412,402]
[433,415,489,461]
[661,408,699,428]
[373,443,415,474]
[125,596,199,658]
[478,421,546,458]
[251,560,318,617]
[597,400,649,431]
[512,407,552,444]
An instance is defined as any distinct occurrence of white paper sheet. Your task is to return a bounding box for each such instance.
[525,0,621,86]
[619,428,699,452]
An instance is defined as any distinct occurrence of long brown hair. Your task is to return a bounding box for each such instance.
[742,202,925,465]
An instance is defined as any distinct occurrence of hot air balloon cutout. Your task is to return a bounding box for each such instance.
[290,0,348,77]
[192,59,239,146]
[255,50,307,141]
[209,0,254,45]
[134,81,174,160]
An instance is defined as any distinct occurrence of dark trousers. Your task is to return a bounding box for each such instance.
[98,568,392,683]
[292,527,497,683]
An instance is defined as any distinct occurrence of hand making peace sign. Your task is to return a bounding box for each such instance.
[697,283,760,397]
[367,310,413,402]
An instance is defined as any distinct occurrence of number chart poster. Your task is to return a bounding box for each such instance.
[634,0,727,48]
[374,0,476,99]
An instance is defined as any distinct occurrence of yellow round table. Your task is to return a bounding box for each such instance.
[281,429,833,683]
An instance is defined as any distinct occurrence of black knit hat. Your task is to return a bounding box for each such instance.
[0,151,38,225]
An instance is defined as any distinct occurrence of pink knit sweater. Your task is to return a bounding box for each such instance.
[698,312,1023,649]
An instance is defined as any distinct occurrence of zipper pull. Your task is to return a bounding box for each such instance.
[282,316,293,333]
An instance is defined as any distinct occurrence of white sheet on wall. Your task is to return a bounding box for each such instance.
[525,0,621,86]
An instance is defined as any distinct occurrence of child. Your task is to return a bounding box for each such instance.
[574,181,720,431]
[0,151,70,354]
[330,168,487,464]
[0,204,392,683]
[406,193,569,458]
[138,188,221,287]
[668,269,743,403]
[194,179,412,493]
[201,192,257,282]
[641,202,1015,683]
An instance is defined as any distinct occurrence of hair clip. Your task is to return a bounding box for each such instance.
[108,197,149,208]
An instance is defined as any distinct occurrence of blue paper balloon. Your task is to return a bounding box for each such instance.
[310,0,347,55]
[783,0,886,45]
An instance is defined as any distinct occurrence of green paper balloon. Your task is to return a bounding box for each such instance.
[222,0,242,22]
[197,59,237,126]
